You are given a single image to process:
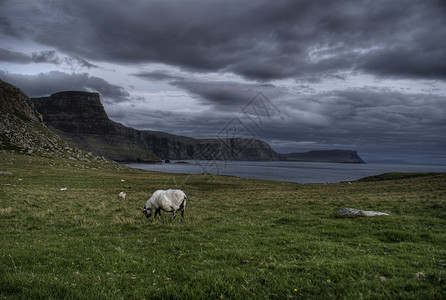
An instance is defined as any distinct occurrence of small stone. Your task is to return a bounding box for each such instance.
[337,208,389,217]
[415,271,426,280]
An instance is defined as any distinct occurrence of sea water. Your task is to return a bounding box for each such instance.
[124,160,446,184]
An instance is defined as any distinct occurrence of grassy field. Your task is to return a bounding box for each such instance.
[1,152,445,299]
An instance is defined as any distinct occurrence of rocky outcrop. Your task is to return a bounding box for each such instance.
[0,79,43,123]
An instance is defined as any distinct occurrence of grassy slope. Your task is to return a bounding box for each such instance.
[1,152,445,299]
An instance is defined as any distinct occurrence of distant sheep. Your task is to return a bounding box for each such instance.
[118,192,127,200]
[142,189,187,221]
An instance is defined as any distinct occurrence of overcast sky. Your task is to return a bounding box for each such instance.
[1,0,445,164]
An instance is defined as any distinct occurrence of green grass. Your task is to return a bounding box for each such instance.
[1,152,445,299]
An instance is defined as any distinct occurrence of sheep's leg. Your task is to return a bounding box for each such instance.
[172,210,177,220]
[180,202,185,221]
[154,209,162,220]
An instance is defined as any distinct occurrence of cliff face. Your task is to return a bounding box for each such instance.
[0,80,103,162]
[33,91,114,134]
[31,90,366,164]
[32,91,279,162]
[33,92,160,162]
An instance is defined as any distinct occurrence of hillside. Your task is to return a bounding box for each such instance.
[0,80,118,167]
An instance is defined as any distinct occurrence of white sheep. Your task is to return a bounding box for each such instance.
[142,189,187,221]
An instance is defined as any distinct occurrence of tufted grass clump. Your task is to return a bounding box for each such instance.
[1,152,445,299]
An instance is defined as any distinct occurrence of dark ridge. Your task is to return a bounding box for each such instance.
[31,89,366,164]
[280,150,366,164]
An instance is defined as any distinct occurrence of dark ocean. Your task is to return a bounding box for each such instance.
[125,160,446,184]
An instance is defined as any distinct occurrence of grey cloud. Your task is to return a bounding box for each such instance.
[64,55,99,69]
[31,50,60,64]
[0,48,98,69]
[0,48,61,65]
[0,48,32,63]
[133,71,184,82]
[171,79,283,108]
[31,50,98,69]
[6,0,443,81]
[132,70,284,109]
[108,104,230,139]
[0,15,23,37]
[0,70,129,102]
[360,44,446,80]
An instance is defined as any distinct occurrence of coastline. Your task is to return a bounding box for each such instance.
[123,160,446,184]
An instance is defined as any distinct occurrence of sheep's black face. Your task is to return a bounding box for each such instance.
[142,207,151,218]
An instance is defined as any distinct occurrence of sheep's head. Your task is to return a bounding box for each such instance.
[142,207,152,218]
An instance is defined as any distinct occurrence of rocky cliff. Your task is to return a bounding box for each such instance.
[32,92,279,162]
[33,92,160,162]
[0,80,106,163]
[31,90,366,164]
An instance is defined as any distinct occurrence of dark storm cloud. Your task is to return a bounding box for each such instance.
[0,48,31,63]
[0,70,129,102]
[171,80,281,107]
[31,50,60,64]
[0,15,22,37]
[5,0,445,81]
[0,48,98,69]
[133,71,183,82]
[360,45,446,80]
[0,48,61,65]
[133,70,283,108]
